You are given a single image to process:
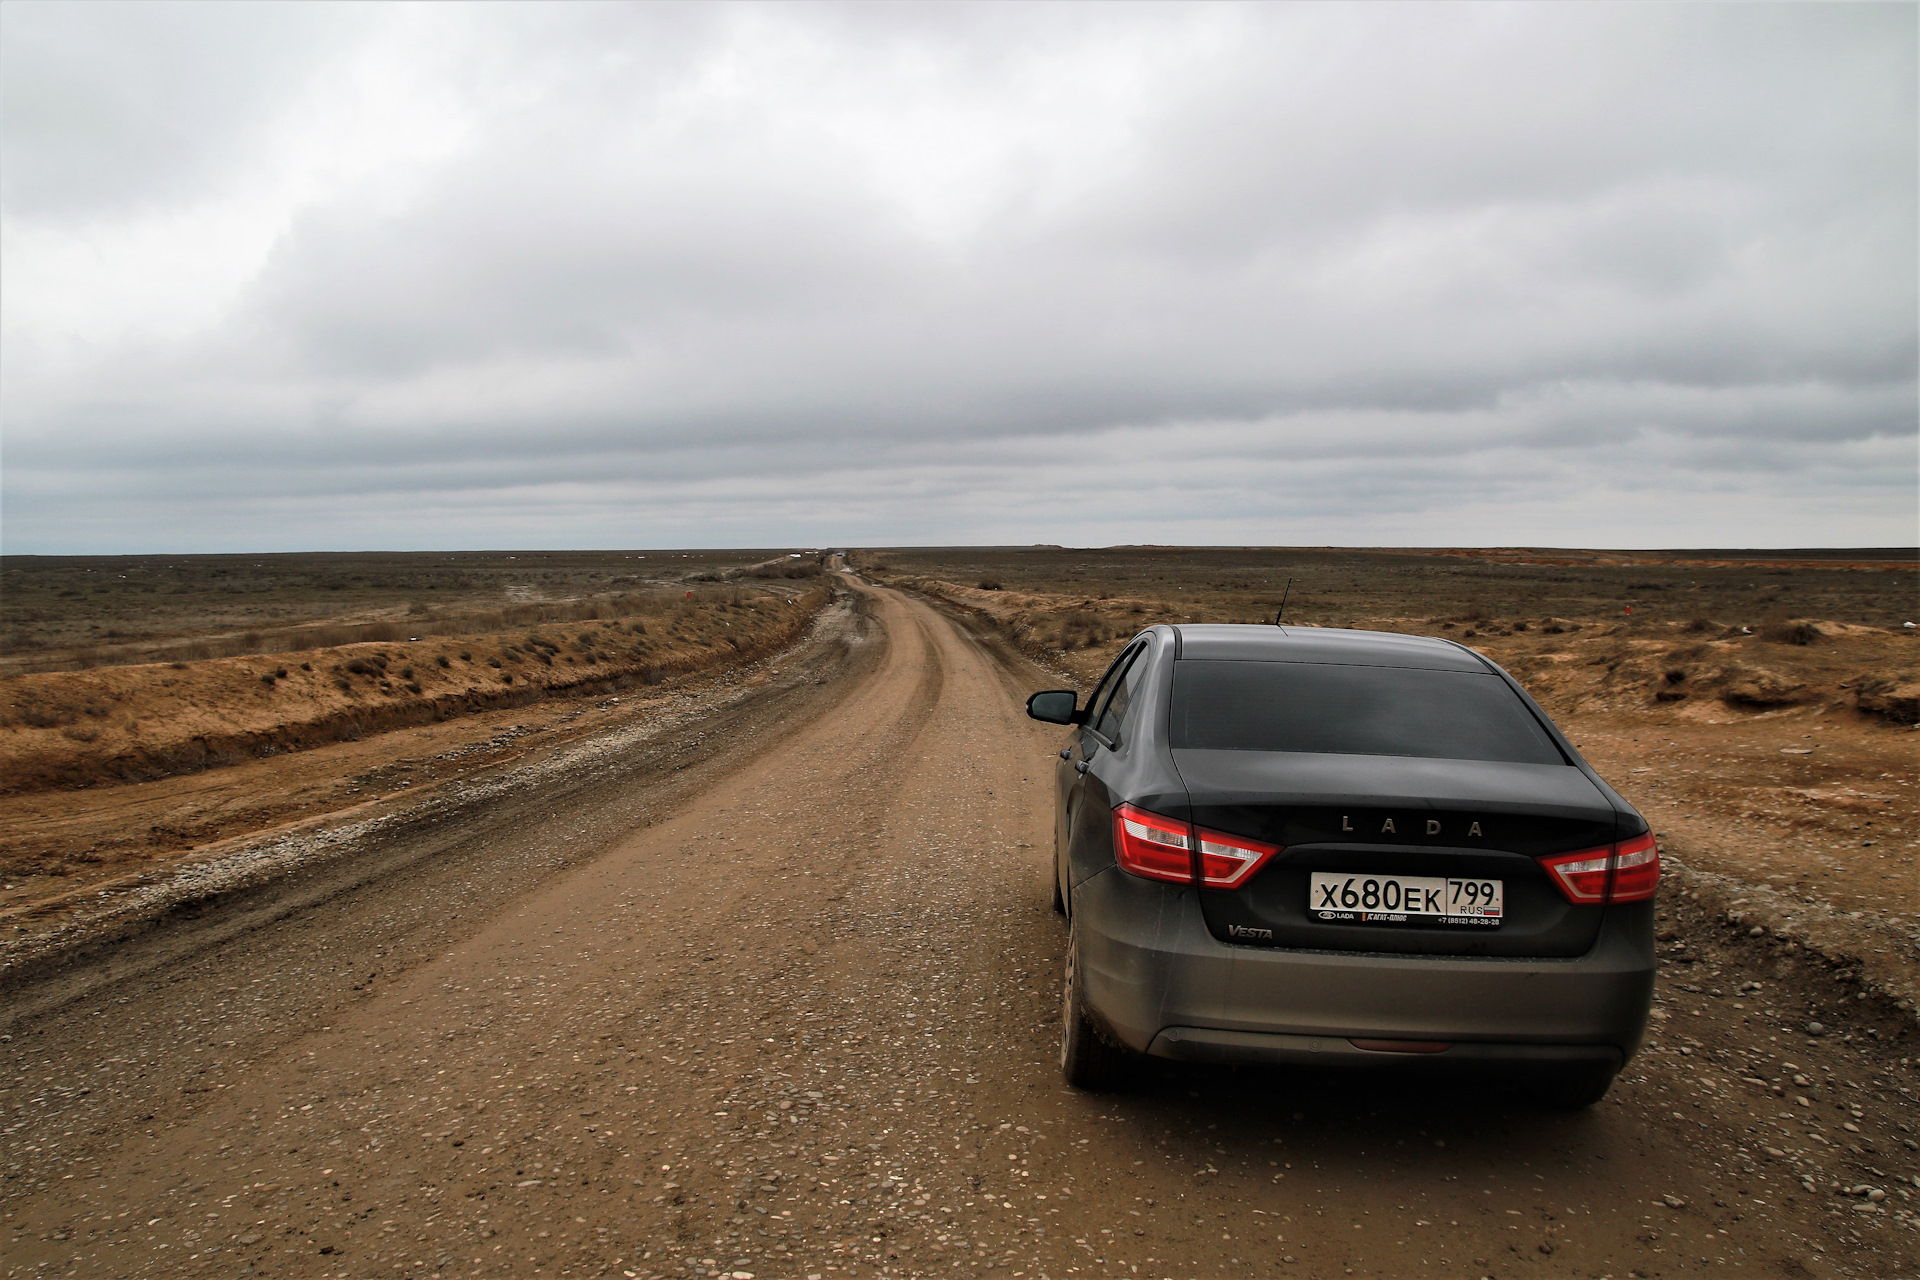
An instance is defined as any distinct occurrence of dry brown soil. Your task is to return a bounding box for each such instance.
[2,575,1914,1280]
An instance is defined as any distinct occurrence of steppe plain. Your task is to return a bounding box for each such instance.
[1,550,827,926]
[1,544,1916,1280]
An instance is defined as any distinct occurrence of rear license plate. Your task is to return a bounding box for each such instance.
[1309,872,1503,927]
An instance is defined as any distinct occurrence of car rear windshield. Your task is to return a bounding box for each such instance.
[1170,660,1566,765]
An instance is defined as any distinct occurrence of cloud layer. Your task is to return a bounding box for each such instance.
[3,2,1914,553]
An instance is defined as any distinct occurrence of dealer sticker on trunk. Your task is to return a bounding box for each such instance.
[1309,872,1503,927]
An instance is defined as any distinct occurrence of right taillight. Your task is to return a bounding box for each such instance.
[1539,831,1660,905]
[1608,831,1660,902]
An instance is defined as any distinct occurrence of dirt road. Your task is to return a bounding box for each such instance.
[3,580,1914,1280]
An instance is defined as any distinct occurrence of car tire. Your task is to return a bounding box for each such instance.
[1060,919,1129,1091]
[1529,1063,1616,1110]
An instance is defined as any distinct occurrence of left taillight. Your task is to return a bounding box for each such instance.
[1113,805,1280,889]
[1539,830,1660,905]
[1196,826,1280,889]
[1113,805,1193,884]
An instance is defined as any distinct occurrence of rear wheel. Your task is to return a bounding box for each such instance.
[1529,1063,1616,1109]
[1060,920,1130,1090]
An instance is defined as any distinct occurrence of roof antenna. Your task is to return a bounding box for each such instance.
[1274,577,1293,627]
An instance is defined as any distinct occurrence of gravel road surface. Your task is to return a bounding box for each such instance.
[4,579,1915,1280]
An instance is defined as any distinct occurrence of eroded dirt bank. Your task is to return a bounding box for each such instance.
[1,586,829,797]
[0,588,831,933]
[1,576,1913,1280]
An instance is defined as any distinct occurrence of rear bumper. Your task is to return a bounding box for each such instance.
[1075,865,1654,1070]
[1147,1028,1622,1072]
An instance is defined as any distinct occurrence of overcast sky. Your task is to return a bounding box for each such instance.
[2,1,1914,555]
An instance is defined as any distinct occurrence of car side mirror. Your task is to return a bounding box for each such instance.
[1025,689,1081,725]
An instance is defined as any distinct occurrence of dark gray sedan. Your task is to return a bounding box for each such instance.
[1026,624,1657,1107]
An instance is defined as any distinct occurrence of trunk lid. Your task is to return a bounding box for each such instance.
[1174,748,1619,958]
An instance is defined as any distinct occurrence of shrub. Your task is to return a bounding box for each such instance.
[1855,674,1919,724]
[1762,621,1821,646]
[747,559,822,580]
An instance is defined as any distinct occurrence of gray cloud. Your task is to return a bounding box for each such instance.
[2,1,1913,554]
[0,1,359,218]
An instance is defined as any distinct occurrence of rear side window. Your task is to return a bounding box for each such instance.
[1083,646,1135,723]
[1091,644,1147,743]
[1170,660,1565,765]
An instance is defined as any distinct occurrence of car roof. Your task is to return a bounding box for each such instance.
[1166,623,1489,672]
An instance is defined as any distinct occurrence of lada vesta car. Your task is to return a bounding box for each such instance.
[1026,624,1657,1107]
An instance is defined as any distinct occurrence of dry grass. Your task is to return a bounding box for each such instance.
[0,548,823,674]
[860,545,1914,695]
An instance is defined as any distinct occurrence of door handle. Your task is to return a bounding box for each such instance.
[1074,759,1090,775]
